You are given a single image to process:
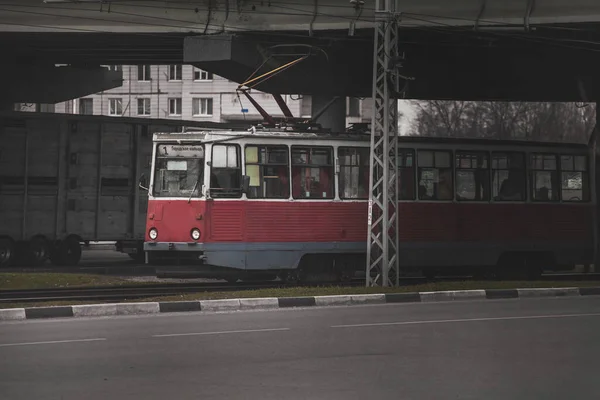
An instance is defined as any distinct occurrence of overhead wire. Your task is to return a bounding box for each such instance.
[48,4,600,50]
[0,4,535,50]
[3,2,600,64]
[400,13,600,53]
[0,8,352,53]
[7,0,600,38]
[9,1,600,52]
[401,11,600,48]
[0,2,374,42]
[0,3,498,52]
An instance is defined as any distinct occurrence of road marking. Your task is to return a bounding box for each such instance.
[0,338,107,348]
[152,328,290,338]
[331,313,600,329]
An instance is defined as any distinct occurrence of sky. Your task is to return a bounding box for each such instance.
[398,100,418,136]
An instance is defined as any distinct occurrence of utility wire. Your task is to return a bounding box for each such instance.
[4,3,600,55]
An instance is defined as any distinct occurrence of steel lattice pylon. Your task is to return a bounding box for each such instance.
[366,0,400,287]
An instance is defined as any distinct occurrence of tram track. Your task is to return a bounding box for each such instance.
[2,273,600,304]
[0,280,364,304]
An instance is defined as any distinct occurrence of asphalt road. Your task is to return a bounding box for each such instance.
[1,297,600,400]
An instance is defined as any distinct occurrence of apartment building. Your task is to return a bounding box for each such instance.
[52,65,371,126]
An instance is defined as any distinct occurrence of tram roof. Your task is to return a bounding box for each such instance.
[153,128,589,150]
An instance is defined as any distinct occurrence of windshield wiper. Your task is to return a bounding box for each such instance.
[188,180,199,203]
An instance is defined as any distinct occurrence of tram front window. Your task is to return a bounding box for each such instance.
[153,144,204,198]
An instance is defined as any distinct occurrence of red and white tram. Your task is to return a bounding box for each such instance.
[142,127,594,282]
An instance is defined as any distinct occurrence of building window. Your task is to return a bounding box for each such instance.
[455,151,490,201]
[137,98,151,116]
[193,68,213,81]
[107,65,121,72]
[245,146,290,199]
[137,65,151,81]
[168,98,182,116]
[192,98,213,116]
[530,153,559,202]
[210,144,241,198]
[338,147,369,199]
[168,65,182,81]
[79,98,93,115]
[398,149,415,200]
[492,152,526,201]
[560,154,589,202]
[417,150,453,200]
[347,97,360,117]
[109,98,123,116]
[291,146,334,199]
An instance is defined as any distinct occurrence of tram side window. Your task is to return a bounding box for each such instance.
[338,147,369,199]
[492,152,526,201]
[210,144,241,198]
[561,154,589,202]
[455,151,490,201]
[398,149,415,200]
[417,150,453,200]
[530,153,559,202]
[244,145,290,199]
[291,146,334,199]
[153,144,204,198]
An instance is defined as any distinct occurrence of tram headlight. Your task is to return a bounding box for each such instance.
[191,228,201,241]
[149,228,158,240]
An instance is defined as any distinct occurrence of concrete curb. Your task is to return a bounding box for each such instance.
[1,286,599,321]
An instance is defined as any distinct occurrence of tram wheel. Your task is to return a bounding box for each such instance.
[278,270,301,285]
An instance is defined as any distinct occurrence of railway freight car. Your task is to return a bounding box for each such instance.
[0,111,223,267]
[143,127,595,282]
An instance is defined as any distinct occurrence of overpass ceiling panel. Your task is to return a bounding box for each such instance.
[3,0,600,35]
[184,31,600,101]
[184,33,373,96]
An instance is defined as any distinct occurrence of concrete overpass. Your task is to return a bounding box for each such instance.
[3,0,600,105]
[3,0,600,33]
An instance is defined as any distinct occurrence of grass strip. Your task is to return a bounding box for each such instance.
[0,273,130,290]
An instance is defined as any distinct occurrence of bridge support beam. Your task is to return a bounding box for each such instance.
[366,0,400,287]
[0,64,122,105]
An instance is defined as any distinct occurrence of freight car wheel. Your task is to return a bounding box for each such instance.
[0,238,14,268]
[52,237,82,266]
[27,237,49,266]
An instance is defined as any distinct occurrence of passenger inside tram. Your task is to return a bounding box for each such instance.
[437,169,453,200]
[496,170,525,201]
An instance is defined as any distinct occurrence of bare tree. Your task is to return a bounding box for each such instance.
[410,101,596,144]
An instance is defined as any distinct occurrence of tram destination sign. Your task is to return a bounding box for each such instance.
[157,144,204,158]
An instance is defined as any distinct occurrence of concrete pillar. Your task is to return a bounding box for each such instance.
[311,95,346,132]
